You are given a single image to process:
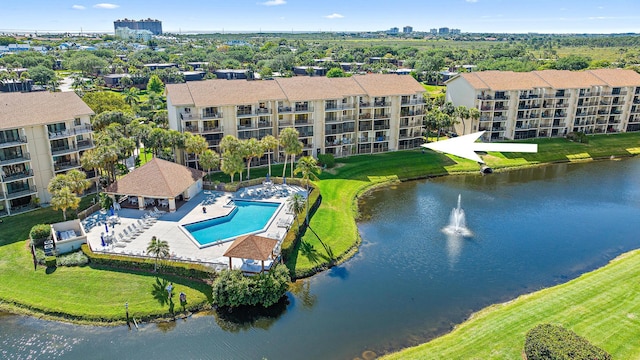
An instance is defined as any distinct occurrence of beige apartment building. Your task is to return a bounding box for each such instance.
[0,91,95,216]
[445,69,640,141]
[166,74,426,169]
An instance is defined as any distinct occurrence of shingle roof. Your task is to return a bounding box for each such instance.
[223,234,278,261]
[454,69,640,91]
[587,68,640,87]
[533,70,606,89]
[351,74,426,96]
[0,91,94,130]
[276,76,366,101]
[165,74,425,106]
[104,158,206,198]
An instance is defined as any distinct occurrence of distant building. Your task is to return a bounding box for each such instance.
[293,66,326,77]
[403,26,413,34]
[115,27,154,42]
[214,69,250,80]
[143,63,178,71]
[450,28,461,35]
[114,18,162,35]
[430,28,438,35]
[438,27,450,35]
[387,27,399,35]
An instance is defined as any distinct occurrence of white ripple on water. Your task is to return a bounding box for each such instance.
[1,332,82,359]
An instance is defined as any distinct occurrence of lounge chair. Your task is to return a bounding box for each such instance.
[137,219,153,229]
[153,206,166,216]
[118,233,132,243]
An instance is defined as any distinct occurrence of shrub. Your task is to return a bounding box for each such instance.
[81,244,214,281]
[566,131,589,144]
[317,153,335,168]
[212,264,290,308]
[280,186,321,262]
[30,224,51,246]
[56,250,89,267]
[524,323,611,360]
[45,256,57,268]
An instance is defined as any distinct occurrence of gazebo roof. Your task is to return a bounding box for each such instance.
[223,234,278,261]
[104,158,206,198]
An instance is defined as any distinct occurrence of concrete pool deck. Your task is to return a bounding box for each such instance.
[83,184,306,270]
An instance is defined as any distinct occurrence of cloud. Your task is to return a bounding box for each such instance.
[260,0,286,5]
[324,13,344,19]
[466,0,478,3]
[93,3,119,9]
[72,4,86,10]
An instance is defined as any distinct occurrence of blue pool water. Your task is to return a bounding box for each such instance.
[184,200,280,246]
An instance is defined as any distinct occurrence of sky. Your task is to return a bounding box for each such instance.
[2,0,640,34]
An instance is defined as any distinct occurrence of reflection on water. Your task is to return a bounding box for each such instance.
[1,158,640,360]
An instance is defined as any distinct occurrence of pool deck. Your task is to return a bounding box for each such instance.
[83,184,306,270]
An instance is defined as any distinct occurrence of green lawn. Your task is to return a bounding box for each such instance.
[383,249,640,359]
[422,83,446,97]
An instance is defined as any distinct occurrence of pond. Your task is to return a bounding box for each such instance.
[2,158,640,359]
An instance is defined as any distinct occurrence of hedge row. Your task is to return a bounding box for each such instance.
[524,323,611,360]
[81,244,215,281]
[280,185,321,262]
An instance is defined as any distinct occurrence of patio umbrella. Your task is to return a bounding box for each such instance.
[283,177,286,185]
[266,173,270,182]
[100,234,106,247]
[105,222,109,234]
[110,205,115,216]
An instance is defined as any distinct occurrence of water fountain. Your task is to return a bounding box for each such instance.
[443,194,472,237]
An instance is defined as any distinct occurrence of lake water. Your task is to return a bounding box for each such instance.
[2,158,640,360]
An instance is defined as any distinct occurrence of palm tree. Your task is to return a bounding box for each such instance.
[50,187,80,221]
[468,107,481,135]
[287,193,306,229]
[65,169,91,196]
[220,151,244,183]
[454,106,470,135]
[261,135,279,176]
[147,236,170,272]
[243,138,264,180]
[123,87,140,111]
[184,132,207,166]
[199,149,220,178]
[294,156,321,225]
[279,127,303,178]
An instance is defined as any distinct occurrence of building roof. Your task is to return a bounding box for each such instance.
[0,91,94,130]
[104,158,205,198]
[166,74,426,107]
[533,70,606,89]
[223,234,278,261]
[352,74,425,96]
[276,76,366,101]
[453,69,640,91]
[588,68,640,87]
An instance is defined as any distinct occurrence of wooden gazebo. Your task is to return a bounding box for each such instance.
[223,234,278,273]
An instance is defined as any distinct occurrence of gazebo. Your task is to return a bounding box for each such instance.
[223,234,279,273]
[104,158,206,213]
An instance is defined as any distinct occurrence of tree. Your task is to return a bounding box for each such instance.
[199,149,220,177]
[219,134,241,154]
[211,264,290,308]
[468,107,480,135]
[220,151,244,183]
[287,193,306,229]
[326,67,348,78]
[243,138,264,180]
[184,133,208,167]
[147,91,163,111]
[555,55,591,71]
[147,74,164,94]
[82,91,130,114]
[29,65,55,85]
[261,135,279,176]
[147,236,170,272]
[454,105,470,135]
[50,187,80,221]
[123,87,140,109]
[64,169,91,196]
[294,156,321,225]
[279,127,302,179]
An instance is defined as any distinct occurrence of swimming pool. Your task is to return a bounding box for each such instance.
[183,200,281,247]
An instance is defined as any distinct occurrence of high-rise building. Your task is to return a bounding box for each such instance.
[445,69,640,141]
[438,27,450,35]
[0,92,95,217]
[450,28,461,35]
[113,18,162,35]
[430,29,438,35]
[403,26,413,34]
[166,75,426,168]
[387,27,399,35]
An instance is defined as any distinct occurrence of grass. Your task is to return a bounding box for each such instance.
[0,195,211,323]
[382,249,640,359]
[422,83,446,97]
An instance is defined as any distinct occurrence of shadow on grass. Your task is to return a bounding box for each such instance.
[213,295,289,333]
[152,277,170,306]
[45,266,57,274]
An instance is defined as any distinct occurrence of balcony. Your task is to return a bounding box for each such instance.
[237,110,256,118]
[401,98,426,105]
[400,110,424,117]
[358,124,372,131]
[302,143,314,149]
[359,102,373,108]
[6,185,37,200]
[374,135,388,142]
[184,125,200,133]
[202,125,224,133]
[179,112,199,120]
[358,137,372,143]
[359,113,372,120]
[2,169,34,183]
[294,118,312,125]
[77,139,94,151]
[374,113,390,119]
[258,121,272,128]
[0,152,30,166]
[374,124,390,131]
[277,106,293,113]
[325,104,355,111]
[54,160,80,172]
[203,112,223,119]
[72,124,93,135]
[373,101,389,107]
[83,169,98,179]
[237,124,258,131]
[0,136,27,149]
[298,131,314,138]
[477,95,493,100]
[294,105,313,113]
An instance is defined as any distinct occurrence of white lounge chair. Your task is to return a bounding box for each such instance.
[137,219,153,229]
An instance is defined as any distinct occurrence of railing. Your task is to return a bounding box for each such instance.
[54,161,80,172]
[6,185,37,199]
[325,104,355,110]
[0,190,5,199]
[278,121,293,127]
[374,113,389,119]
[77,139,94,150]
[0,152,30,165]
[2,169,33,182]
[202,125,224,133]
[258,121,272,128]
[294,106,313,113]
[179,112,198,120]
[277,107,293,113]
[303,143,314,149]
[203,112,223,119]
[294,119,312,125]
[72,124,92,134]
[237,124,258,130]
[400,110,424,117]
[401,99,426,105]
[184,126,200,133]
[374,124,390,130]
[48,129,72,139]
[359,113,372,120]
[358,125,372,131]
[359,102,373,108]
[358,137,372,143]
[83,169,98,179]
[298,132,314,137]
[9,203,36,215]
[325,128,355,135]
[0,136,27,147]
[374,136,388,142]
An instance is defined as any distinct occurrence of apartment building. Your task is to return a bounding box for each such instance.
[0,92,95,216]
[446,69,640,141]
[166,74,426,169]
